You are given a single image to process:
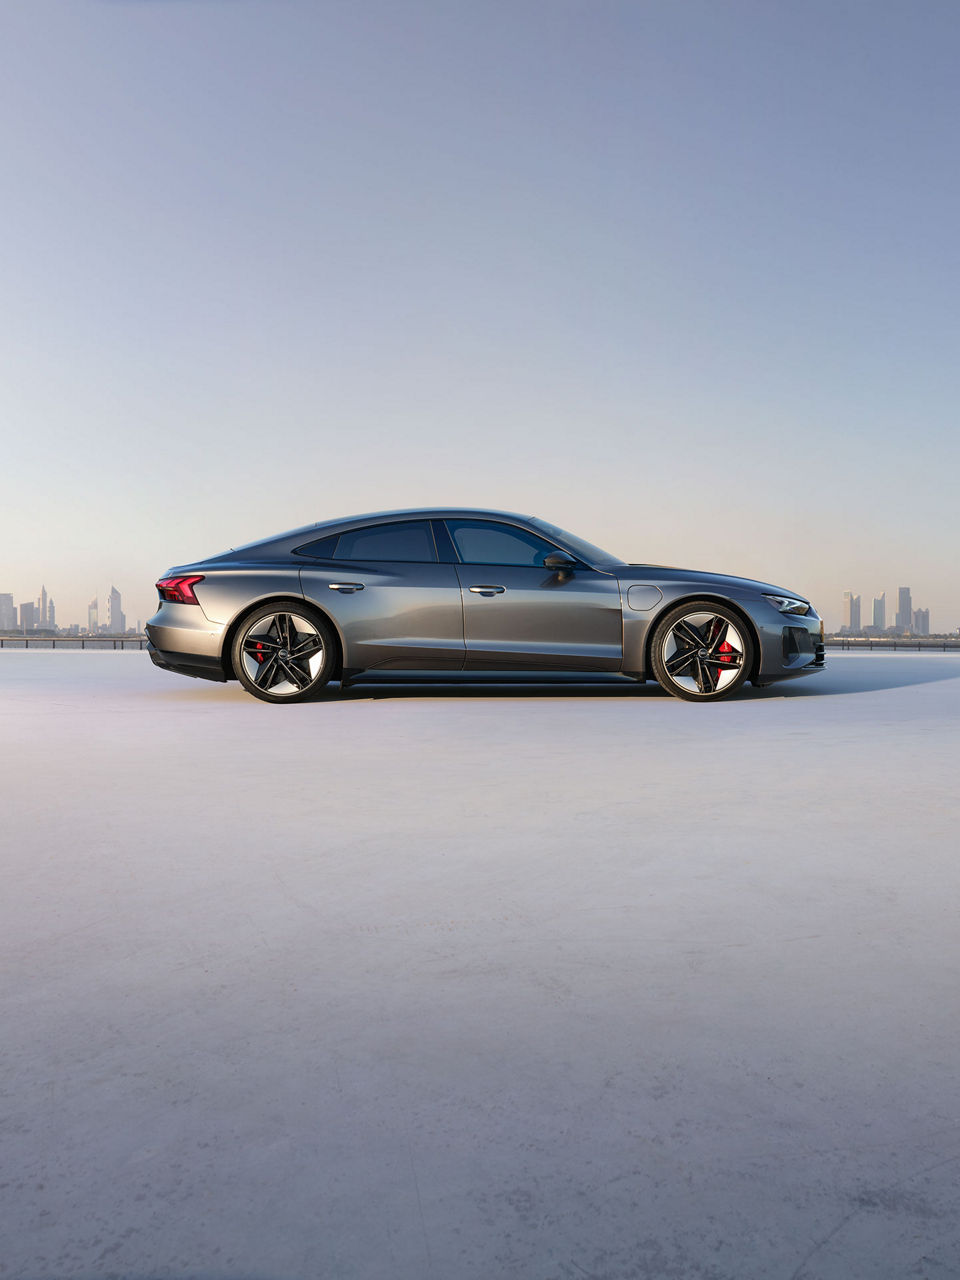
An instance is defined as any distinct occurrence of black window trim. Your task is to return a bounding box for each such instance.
[430,519,459,564]
[292,516,602,569]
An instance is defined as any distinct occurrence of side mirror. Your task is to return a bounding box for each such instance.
[543,551,577,572]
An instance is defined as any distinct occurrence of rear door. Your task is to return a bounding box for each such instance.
[444,519,622,671]
[298,520,464,671]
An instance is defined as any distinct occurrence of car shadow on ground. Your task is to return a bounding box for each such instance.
[328,673,658,700]
[326,657,959,701]
[149,657,959,704]
[759,655,960,697]
[148,673,656,704]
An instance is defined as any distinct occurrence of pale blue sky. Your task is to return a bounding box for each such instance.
[2,0,958,631]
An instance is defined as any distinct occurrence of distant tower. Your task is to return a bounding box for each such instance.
[107,585,125,634]
[40,585,48,627]
[48,598,56,630]
[88,596,99,634]
[913,608,930,637]
[0,593,14,629]
[896,587,912,632]
[872,592,886,631]
[842,591,861,634]
[20,601,36,632]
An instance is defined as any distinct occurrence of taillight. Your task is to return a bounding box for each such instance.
[156,574,205,605]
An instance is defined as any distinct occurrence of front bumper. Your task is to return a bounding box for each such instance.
[752,608,825,685]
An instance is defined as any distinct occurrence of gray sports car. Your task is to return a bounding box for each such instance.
[146,508,824,703]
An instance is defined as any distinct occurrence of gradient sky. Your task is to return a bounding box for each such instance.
[2,0,958,632]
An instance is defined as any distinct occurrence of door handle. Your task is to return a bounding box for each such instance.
[329,582,364,593]
[468,585,505,596]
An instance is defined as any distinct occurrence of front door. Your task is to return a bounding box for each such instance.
[445,519,623,671]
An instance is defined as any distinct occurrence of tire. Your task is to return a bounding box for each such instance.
[650,601,753,702]
[231,601,335,704]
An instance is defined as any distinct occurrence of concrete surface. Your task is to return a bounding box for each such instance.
[1,651,959,1279]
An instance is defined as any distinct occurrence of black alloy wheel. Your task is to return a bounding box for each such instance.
[650,602,753,702]
[232,603,334,703]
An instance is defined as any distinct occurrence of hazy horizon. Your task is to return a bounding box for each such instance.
[0,543,952,637]
[3,1,959,633]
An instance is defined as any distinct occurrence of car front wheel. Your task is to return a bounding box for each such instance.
[232,603,335,703]
[650,602,753,702]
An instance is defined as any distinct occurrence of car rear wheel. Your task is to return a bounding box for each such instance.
[650,602,753,702]
[232,603,335,703]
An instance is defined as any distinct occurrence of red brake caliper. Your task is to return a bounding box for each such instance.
[718,640,733,664]
[256,641,264,664]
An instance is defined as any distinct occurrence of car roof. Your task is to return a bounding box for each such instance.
[318,507,535,527]
[219,508,538,556]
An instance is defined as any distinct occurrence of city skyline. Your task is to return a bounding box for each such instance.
[2,5,960,634]
[841,584,937,636]
[1,583,136,635]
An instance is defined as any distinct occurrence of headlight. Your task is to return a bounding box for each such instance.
[763,594,811,616]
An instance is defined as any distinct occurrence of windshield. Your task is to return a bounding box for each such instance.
[528,518,625,567]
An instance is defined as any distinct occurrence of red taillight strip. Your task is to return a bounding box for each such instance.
[156,574,205,605]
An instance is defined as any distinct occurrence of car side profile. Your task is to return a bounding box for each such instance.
[146,508,824,703]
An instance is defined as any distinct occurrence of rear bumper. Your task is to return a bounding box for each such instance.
[145,603,229,683]
[147,641,228,683]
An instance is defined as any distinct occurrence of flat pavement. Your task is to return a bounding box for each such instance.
[2,651,959,1279]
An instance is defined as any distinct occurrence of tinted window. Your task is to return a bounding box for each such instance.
[294,535,339,560]
[446,519,558,566]
[335,520,437,562]
[528,518,624,566]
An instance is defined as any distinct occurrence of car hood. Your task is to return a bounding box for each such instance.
[616,565,809,602]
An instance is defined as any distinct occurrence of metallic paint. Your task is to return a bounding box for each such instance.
[146,508,823,694]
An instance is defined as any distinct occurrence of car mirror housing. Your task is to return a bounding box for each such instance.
[543,551,577,572]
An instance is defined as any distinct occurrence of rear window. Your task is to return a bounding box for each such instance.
[294,535,339,560]
[333,520,437,562]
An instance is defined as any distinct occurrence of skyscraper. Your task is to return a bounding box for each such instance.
[20,601,36,631]
[896,587,913,632]
[872,592,885,631]
[88,597,99,634]
[40,584,48,628]
[48,598,56,630]
[843,591,861,634]
[913,608,930,636]
[0,593,15,629]
[107,585,125,634]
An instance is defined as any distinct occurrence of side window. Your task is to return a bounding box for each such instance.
[334,520,437,563]
[294,534,338,560]
[445,519,559,566]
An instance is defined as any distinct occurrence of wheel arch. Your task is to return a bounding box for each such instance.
[643,593,762,682]
[220,595,345,681]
